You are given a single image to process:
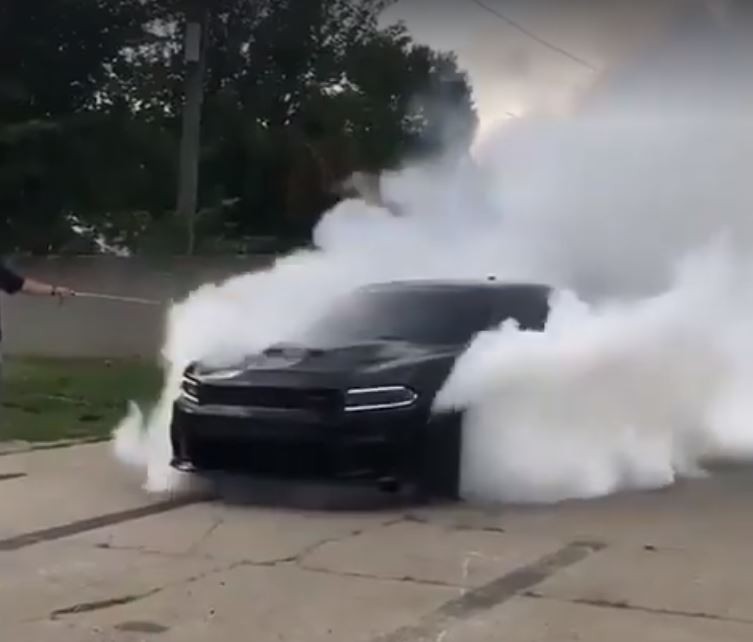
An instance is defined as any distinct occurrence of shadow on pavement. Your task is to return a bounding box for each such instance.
[205,472,448,512]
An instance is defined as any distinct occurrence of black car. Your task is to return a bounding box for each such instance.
[170,279,552,497]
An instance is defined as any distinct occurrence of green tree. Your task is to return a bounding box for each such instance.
[1,0,477,254]
[189,0,477,245]
[0,0,150,253]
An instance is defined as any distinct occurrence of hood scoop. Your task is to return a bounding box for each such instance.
[255,343,326,368]
[263,343,325,359]
[244,339,428,372]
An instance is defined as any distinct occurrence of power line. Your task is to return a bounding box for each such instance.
[467,0,598,72]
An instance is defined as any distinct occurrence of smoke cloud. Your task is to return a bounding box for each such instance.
[114,8,753,503]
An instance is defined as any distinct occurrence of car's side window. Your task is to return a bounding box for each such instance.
[490,289,550,332]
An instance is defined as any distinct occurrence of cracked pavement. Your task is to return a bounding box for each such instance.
[2,444,753,640]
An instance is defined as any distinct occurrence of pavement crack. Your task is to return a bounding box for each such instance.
[46,516,405,624]
[452,524,506,534]
[523,591,753,626]
[88,521,373,570]
[204,525,375,575]
[295,529,363,563]
[280,527,369,567]
[47,564,228,622]
[296,563,465,589]
[49,589,162,619]
[187,513,225,554]
[291,518,402,567]
[92,542,194,559]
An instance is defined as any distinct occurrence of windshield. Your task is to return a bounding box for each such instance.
[301,287,494,346]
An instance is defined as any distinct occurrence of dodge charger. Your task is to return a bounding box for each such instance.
[170,279,552,497]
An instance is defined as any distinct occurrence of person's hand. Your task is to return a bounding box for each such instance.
[52,286,76,298]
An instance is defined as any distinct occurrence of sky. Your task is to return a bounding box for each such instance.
[381,0,690,135]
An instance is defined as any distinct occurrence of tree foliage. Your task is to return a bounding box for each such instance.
[1,0,476,254]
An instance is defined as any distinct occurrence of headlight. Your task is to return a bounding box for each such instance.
[344,386,418,412]
[201,367,246,380]
[181,376,201,404]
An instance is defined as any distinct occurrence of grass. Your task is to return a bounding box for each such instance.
[1,357,162,444]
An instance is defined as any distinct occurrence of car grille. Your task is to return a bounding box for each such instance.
[195,384,342,414]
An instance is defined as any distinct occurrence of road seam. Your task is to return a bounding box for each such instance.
[0,494,210,552]
[0,437,107,457]
[523,591,753,626]
[0,472,27,482]
[369,540,606,642]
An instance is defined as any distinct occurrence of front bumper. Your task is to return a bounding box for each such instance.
[169,398,427,483]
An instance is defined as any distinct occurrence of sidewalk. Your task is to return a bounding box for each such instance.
[1,444,752,641]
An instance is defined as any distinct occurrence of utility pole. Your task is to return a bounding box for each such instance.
[176,0,209,255]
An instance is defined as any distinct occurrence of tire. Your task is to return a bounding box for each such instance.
[415,411,462,500]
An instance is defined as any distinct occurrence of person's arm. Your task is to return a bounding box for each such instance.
[0,262,75,298]
[21,278,75,298]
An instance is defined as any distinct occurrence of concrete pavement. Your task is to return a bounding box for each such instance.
[2,444,753,641]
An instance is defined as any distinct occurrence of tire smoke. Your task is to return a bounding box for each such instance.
[114,8,753,502]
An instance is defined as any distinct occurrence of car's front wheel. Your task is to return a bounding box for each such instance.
[414,411,463,501]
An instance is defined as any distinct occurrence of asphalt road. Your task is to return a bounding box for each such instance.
[2,443,753,641]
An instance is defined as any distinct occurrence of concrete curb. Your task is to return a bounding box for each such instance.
[0,436,107,457]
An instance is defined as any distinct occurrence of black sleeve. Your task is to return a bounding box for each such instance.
[0,262,25,294]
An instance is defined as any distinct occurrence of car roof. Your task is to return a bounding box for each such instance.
[358,279,552,296]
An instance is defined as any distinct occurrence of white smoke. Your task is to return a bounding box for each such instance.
[114,6,753,502]
[436,242,753,503]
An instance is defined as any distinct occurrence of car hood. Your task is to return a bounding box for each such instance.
[192,340,461,393]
